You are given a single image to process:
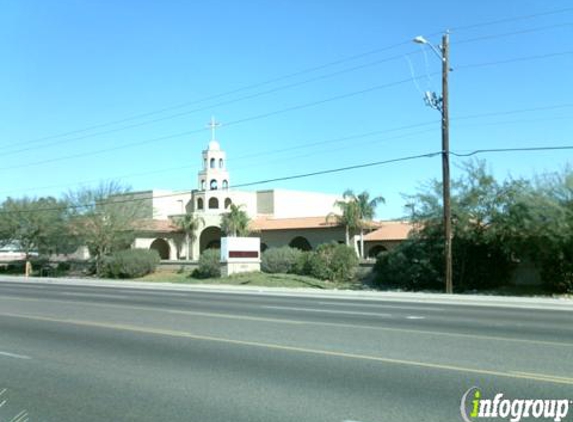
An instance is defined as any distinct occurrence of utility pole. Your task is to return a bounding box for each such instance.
[441,32,452,294]
[413,31,452,294]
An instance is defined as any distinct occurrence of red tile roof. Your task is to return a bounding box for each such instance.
[363,221,413,241]
[251,216,339,231]
[135,219,178,233]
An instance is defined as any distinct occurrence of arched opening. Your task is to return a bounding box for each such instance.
[210,158,216,169]
[210,179,218,190]
[224,198,232,209]
[289,236,312,251]
[219,158,224,168]
[201,180,205,191]
[150,238,170,260]
[200,226,222,253]
[197,198,204,210]
[260,243,268,253]
[222,180,229,189]
[209,197,219,209]
[368,245,388,258]
[203,158,207,169]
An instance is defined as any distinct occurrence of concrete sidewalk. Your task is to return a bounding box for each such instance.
[1,274,572,311]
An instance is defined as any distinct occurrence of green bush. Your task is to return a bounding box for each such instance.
[101,249,160,279]
[306,242,358,282]
[261,246,302,274]
[374,239,441,291]
[192,249,221,279]
[293,251,312,276]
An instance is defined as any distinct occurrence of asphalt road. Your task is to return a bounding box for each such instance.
[0,279,572,422]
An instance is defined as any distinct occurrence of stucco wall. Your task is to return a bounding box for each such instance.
[270,190,341,219]
[255,227,346,250]
[152,190,191,220]
[256,190,274,215]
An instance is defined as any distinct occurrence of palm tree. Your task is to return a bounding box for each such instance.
[221,204,251,237]
[170,213,204,260]
[328,190,385,258]
[354,190,385,259]
[327,198,360,254]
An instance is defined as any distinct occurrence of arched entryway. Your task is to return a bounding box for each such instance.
[367,244,388,258]
[200,226,222,253]
[289,236,312,251]
[150,238,170,260]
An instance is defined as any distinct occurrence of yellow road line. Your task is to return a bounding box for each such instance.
[1,311,572,386]
[1,296,572,348]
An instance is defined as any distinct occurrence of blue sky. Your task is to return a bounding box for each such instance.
[1,0,572,218]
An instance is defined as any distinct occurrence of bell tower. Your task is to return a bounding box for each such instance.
[195,117,230,212]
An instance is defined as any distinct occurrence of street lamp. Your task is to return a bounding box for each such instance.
[413,32,453,294]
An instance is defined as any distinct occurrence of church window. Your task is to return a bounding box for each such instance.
[204,158,207,169]
[210,179,218,190]
[224,198,232,209]
[201,180,205,190]
[197,198,204,210]
[219,158,224,168]
[209,198,219,209]
[222,180,228,189]
[210,158,216,169]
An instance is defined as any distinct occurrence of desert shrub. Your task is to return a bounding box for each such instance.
[101,248,160,279]
[374,239,441,291]
[192,249,221,279]
[261,246,302,274]
[306,242,358,282]
[292,251,312,276]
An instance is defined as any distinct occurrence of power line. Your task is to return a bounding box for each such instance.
[456,50,573,70]
[0,151,442,215]
[3,112,569,197]
[453,103,573,121]
[451,145,573,157]
[4,45,573,172]
[8,5,573,150]
[0,121,438,196]
[455,22,573,45]
[231,121,437,161]
[2,143,573,216]
[450,6,573,32]
[8,40,411,148]
[2,50,419,156]
[0,76,423,172]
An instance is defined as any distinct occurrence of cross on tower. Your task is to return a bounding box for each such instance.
[207,116,221,141]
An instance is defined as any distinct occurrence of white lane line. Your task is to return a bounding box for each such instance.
[318,301,444,311]
[120,291,190,298]
[406,316,426,320]
[0,351,31,360]
[60,292,130,299]
[262,305,392,317]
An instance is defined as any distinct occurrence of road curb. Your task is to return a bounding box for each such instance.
[1,275,572,311]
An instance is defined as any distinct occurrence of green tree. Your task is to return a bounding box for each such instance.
[0,196,76,271]
[402,160,522,290]
[327,197,360,252]
[355,191,385,259]
[500,166,573,291]
[220,204,251,237]
[329,190,385,258]
[65,182,143,275]
[170,213,204,260]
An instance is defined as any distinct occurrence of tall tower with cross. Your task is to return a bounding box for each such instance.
[196,117,230,212]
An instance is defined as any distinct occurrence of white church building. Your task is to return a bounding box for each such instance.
[131,130,411,261]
